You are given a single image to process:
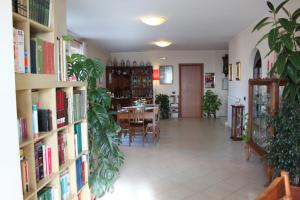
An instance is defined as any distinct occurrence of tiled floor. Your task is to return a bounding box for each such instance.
[101,118,267,200]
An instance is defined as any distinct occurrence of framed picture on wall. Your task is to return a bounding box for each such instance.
[159,65,173,84]
[236,62,241,80]
[222,78,229,90]
[205,73,215,88]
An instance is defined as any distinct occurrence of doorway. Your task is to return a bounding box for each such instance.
[179,64,204,118]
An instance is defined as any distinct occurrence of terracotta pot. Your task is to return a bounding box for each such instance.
[291,186,300,199]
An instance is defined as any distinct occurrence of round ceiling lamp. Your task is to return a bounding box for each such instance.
[154,40,172,47]
[141,16,166,26]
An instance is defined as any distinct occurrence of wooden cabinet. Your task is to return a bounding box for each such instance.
[246,79,285,157]
[106,66,153,109]
[231,105,244,141]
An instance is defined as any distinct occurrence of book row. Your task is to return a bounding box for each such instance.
[20,149,29,194]
[37,186,55,200]
[14,28,28,74]
[29,0,52,27]
[12,0,27,17]
[73,90,86,122]
[31,38,55,74]
[34,142,52,182]
[60,170,70,200]
[32,105,53,138]
[56,90,71,128]
[76,155,88,192]
[18,117,28,143]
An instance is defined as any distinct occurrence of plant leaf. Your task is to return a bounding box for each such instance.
[278,18,294,33]
[289,52,300,70]
[295,37,300,47]
[287,64,299,84]
[275,0,289,14]
[282,34,294,50]
[268,28,279,49]
[282,7,291,18]
[267,1,275,12]
[256,33,269,47]
[292,8,300,20]
[275,53,287,74]
[252,17,270,32]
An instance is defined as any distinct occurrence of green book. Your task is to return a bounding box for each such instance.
[33,38,44,74]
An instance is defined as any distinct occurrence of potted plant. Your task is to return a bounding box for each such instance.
[67,53,124,198]
[155,94,170,119]
[202,90,222,118]
[253,0,300,197]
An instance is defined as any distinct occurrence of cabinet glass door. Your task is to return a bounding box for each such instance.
[252,85,271,150]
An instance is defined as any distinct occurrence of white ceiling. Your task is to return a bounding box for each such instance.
[67,0,267,52]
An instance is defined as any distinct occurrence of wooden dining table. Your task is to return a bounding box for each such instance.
[117,104,159,120]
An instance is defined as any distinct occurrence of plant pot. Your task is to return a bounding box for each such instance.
[291,186,300,199]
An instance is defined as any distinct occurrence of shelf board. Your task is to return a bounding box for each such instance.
[13,12,27,23]
[76,150,89,160]
[34,130,55,143]
[19,139,34,148]
[77,183,88,194]
[23,188,36,200]
[59,159,74,173]
[29,19,52,32]
[15,73,87,90]
[36,173,58,192]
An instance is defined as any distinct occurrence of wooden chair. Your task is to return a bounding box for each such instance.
[145,106,160,144]
[256,171,292,200]
[128,107,146,146]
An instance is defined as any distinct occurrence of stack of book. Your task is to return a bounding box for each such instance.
[76,155,88,192]
[17,117,28,143]
[13,28,28,74]
[20,149,29,194]
[38,109,53,132]
[34,142,52,182]
[58,132,67,166]
[37,186,55,200]
[60,171,70,200]
[56,90,68,128]
[12,0,27,17]
[74,123,83,157]
[73,90,86,121]
[56,37,70,82]
[29,0,52,27]
[30,38,54,74]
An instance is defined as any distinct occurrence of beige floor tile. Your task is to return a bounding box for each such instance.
[101,118,266,200]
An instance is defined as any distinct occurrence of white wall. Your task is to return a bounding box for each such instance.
[111,50,228,117]
[0,1,23,199]
[227,0,300,126]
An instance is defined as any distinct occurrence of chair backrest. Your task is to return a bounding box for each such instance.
[256,171,292,200]
[128,107,145,125]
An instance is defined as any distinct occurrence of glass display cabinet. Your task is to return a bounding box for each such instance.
[245,79,285,159]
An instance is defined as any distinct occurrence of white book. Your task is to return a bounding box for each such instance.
[74,134,78,157]
[42,144,47,178]
[17,29,25,73]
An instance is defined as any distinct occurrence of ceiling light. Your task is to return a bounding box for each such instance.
[141,16,166,26]
[154,40,172,47]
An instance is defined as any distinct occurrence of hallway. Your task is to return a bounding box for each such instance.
[102,119,266,200]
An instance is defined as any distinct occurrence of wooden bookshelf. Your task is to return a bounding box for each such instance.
[12,0,91,199]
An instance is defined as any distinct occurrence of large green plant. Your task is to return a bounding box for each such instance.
[155,94,169,119]
[253,0,300,186]
[202,90,222,118]
[252,0,300,102]
[67,54,124,197]
[266,100,300,186]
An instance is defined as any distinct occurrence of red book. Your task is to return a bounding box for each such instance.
[43,41,48,74]
[47,147,52,175]
[81,161,85,184]
[49,43,54,74]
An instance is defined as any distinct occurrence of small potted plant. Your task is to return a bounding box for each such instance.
[202,90,222,118]
[155,94,170,119]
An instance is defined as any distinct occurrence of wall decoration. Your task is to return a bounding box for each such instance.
[228,64,233,81]
[222,78,229,90]
[159,65,173,84]
[205,73,215,88]
[236,62,241,80]
[222,54,229,77]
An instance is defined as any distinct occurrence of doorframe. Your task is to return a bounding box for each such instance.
[179,63,204,118]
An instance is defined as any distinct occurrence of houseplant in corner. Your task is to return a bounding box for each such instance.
[202,90,222,118]
[155,94,170,119]
[67,53,124,198]
[253,0,300,197]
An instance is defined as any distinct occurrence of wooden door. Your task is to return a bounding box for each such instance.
[179,64,204,118]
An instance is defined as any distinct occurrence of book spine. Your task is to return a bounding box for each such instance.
[32,104,39,138]
[42,143,47,178]
[38,143,44,180]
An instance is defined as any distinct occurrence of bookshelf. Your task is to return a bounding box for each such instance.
[12,0,91,200]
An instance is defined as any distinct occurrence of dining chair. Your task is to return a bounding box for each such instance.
[256,171,292,200]
[128,107,146,146]
[145,106,160,144]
